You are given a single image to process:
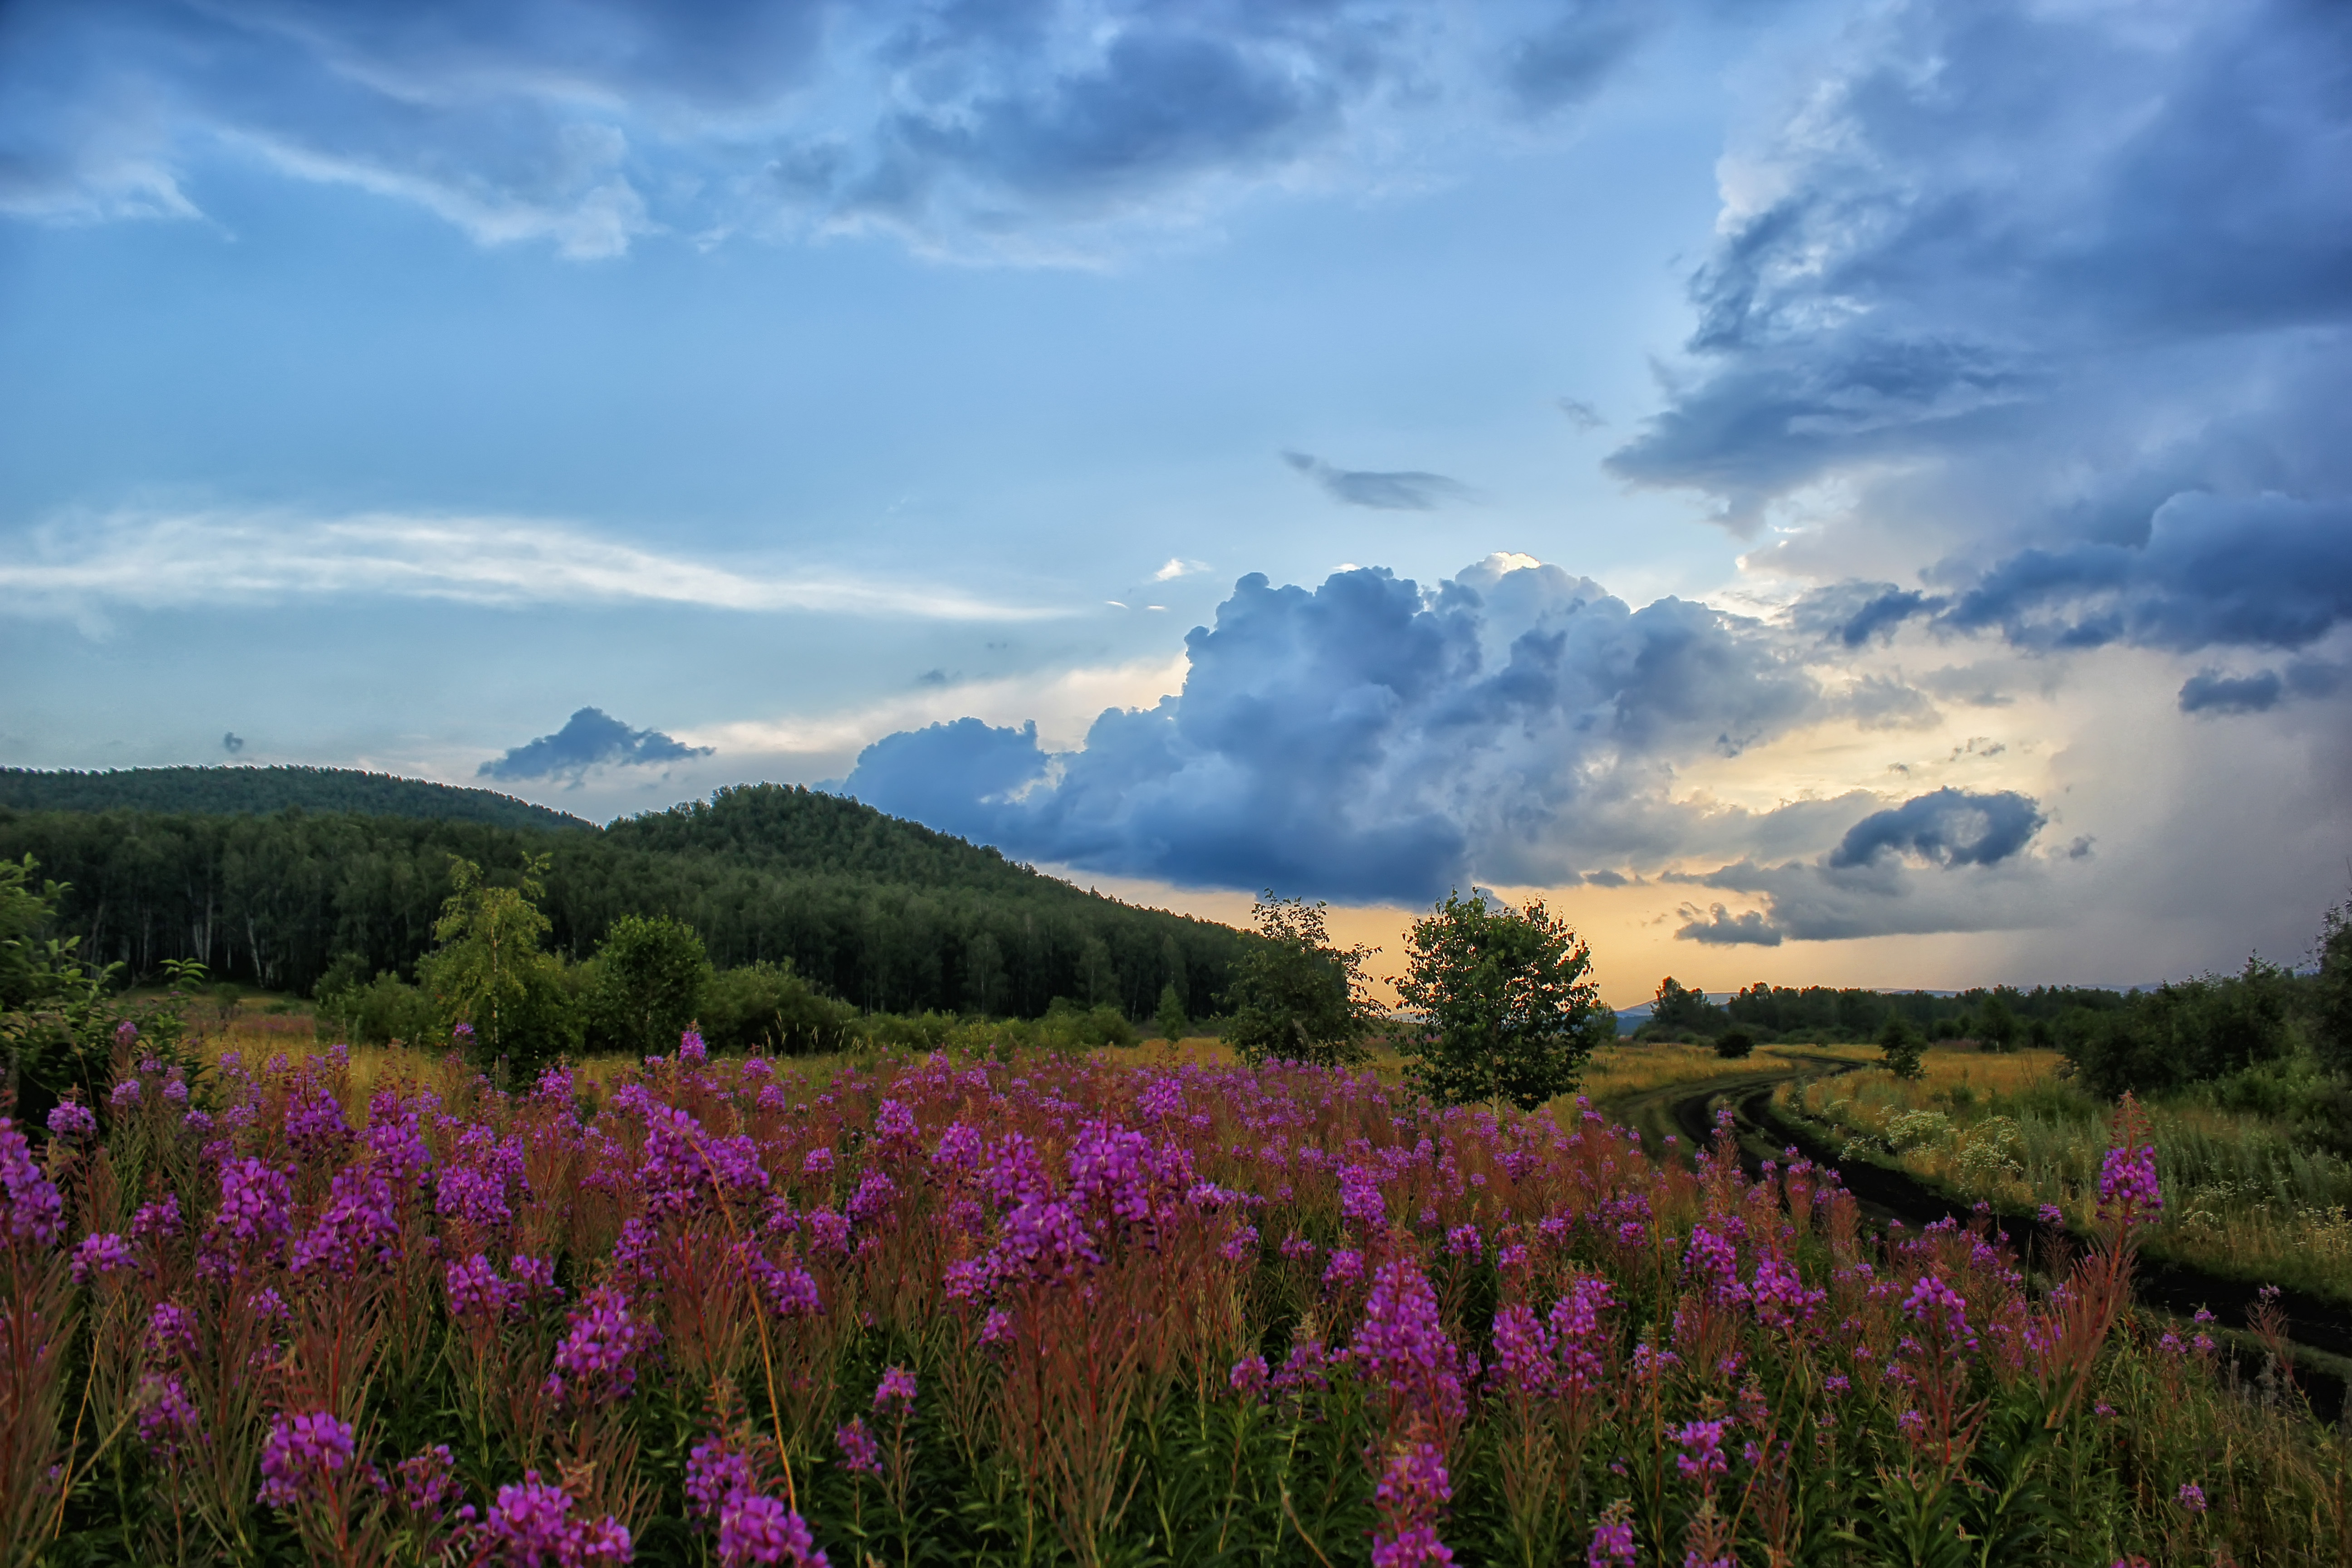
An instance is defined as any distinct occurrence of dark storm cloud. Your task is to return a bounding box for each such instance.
[1827,788,2043,871]
[480,707,711,782]
[0,0,1680,255]
[1675,904,1781,947]
[1606,0,2352,679]
[845,555,1837,902]
[1282,451,1474,511]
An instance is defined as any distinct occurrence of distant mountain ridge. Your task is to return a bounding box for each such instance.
[0,765,595,832]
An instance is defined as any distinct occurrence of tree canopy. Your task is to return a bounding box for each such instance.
[1393,891,1609,1110]
[1225,894,1382,1066]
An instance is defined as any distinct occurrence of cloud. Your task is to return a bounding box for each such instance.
[480,707,710,783]
[0,0,1677,261]
[2179,658,2346,716]
[221,731,245,755]
[845,554,1842,902]
[1282,451,1475,511]
[1152,558,1209,582]
[1826,788,2043,870]
[1605,0,2352,667]
[1676,903,1782,946]
[0,509,1063,621]
[1555,397,1605,433]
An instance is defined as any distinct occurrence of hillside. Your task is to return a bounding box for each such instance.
[0,765,593,831]
[0,779,1253,1019]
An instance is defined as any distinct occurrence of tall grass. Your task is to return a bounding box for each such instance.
[1782,1049,2352,1301]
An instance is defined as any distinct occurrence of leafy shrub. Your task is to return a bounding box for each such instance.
[2066,960,2292,1098]
[1713,1028,1756,1059]
[699,961,862,1055]
[316,969,440,1048]
[583,913,711,1057]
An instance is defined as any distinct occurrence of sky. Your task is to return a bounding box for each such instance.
[3,0,2348,1004]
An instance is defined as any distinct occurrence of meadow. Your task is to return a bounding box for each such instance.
[1774,1049,2352,1306]
[5,1013,2347,1568]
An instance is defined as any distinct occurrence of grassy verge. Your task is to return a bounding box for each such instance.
[1777,1049,2352,1306]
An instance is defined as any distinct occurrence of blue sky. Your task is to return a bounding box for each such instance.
[4,0,2347,1000]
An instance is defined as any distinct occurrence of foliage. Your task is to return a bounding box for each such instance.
[0,762,590,830]
[17,1047,2343,1567]
[2312,897,2352,1078]
[419,855,578,1072]
[1880,1014,1927,1080]
[1713,1028,1756,1060]
[0,785,1246,1019]
[1392,891,1607,1109]
[584,914,713,1058]
[1644,975,1722,1040]
[1224,893,1382,1066]
[698,961,863,1056]
[1154,982,1187,1043]
[2063,959,2293,1098]
[314,962,441,1048]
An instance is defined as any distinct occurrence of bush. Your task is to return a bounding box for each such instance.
[1713,1028,1756,1059]
[317,969,441,1048]
[584,913,712,1057]
[700,961,862,1055]
[2066,960,2292,1098]
[1879,1015,1926,1080]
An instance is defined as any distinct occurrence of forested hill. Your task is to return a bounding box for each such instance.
[0,765,593,832]
[0,782,1254,1020]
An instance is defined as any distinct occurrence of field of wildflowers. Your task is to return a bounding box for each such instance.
[4,1026,2347,1567]
[1777,1052,2352,1307]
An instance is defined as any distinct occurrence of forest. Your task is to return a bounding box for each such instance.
[0,764,593,831]
[0,777,1254,1024]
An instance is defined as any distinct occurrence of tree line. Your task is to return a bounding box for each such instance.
[0,784,1253,1022]
[0,764,591,830]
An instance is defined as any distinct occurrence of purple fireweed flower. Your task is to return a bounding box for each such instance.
[511,1252,560,1301]
[216,1157,293,1247]
[110,1079,142,1110]
[0,1119,64,1246]
[2177,1483,2207,1514]
[801,1146,836,1177]
[46,1100,97,1140]
[486,1472,631,1565]
[1230,1354,1270,1400]
[680,1029,708,1062]
[1672,1419,1729,1480]
[149,1301,200,1359]
[873,1366,917,1414]
[1488,1304,1557,1399]
[2038,1204,2066,1228]
[283,1089,352,1157]
[2097,1142,2162,1221]
[1069,1121,1155,1228]
[1444,1225,1481,1260]
[717,1495,828,1568]
[1902,1274,1977,1349]
[687,1438,757,1518]
[292,1163,400,1274]
[1352,1259,1466,1429]
[1323,1248,1365,1289]
[138,1375,200,1460]
[1339,1162,1386,1228]
[452,1023,475,1044]
[847,1170,897,1225]
[72,1231,132,1284]
[836,1417,882,1479]
[1748,1257,1823,1332]
[257,1409,358,1508]
[133,1194,182,1239]
[1220,1222,1259,1262]
[1371,1442,1454,1568]
[546,1286,651,1403]
[446,1253,519,1324]
[393,1445,470,1523]
[116,1019,138,1045]
[929,1123,982,1176]
[874,1098,917,1142]
[1587,1502,1637,1567]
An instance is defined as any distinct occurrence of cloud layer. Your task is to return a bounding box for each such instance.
[0,0,1686,261]
[1281,451,1474,511]
[1609,0,2352,702]
[480,707,710,784]
[843,554,2054,936]
[0,510,1060,621]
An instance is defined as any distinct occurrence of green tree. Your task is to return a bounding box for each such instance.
[420,854,577,1071]
[1392,891,1608,1110]
[1879,1014,1926,1080]
[1977,995,2019,1052]
[587,913,713,1057]
[1714,1028,1756,1060]
[2312,899,2352,1078]
[1154,982,1189,1043]
[1647,975,1723,1040]
[1226,893,1382,1066]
